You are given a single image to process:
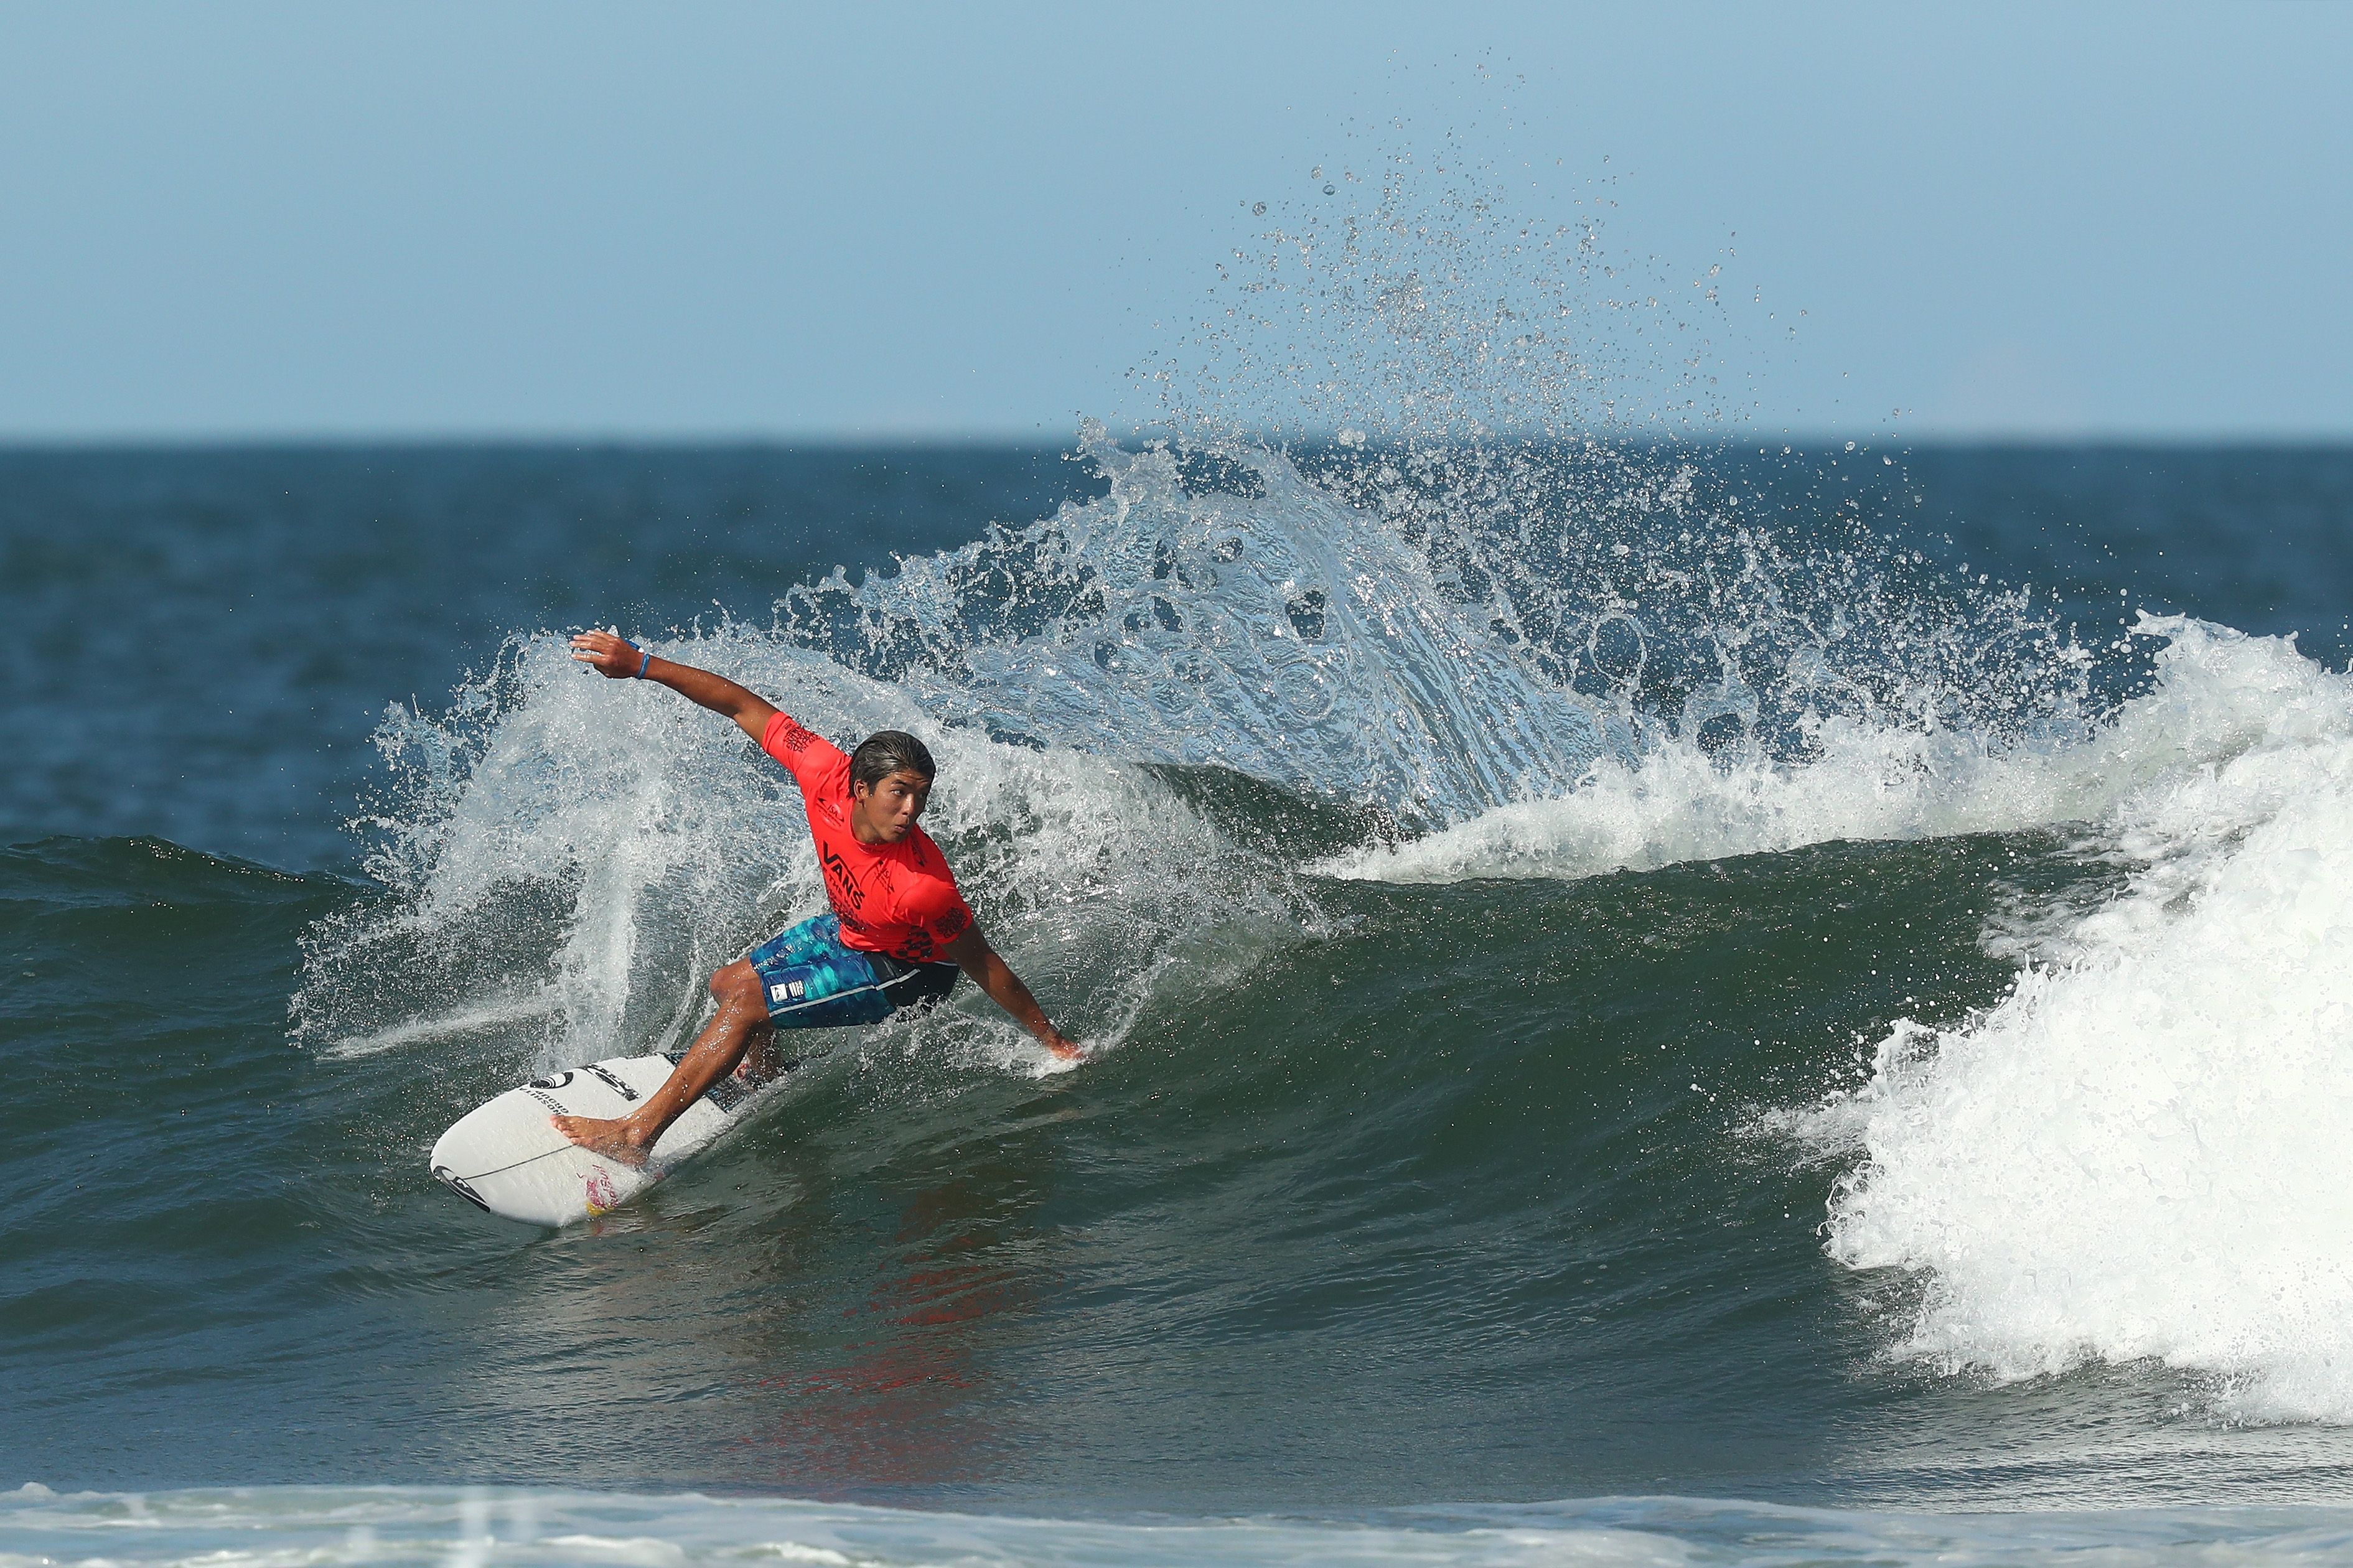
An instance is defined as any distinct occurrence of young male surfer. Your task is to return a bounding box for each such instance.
[551,629,1082,1166]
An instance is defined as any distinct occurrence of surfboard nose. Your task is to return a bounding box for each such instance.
[428,1053,769,1228]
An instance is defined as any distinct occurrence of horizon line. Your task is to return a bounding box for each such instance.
[5,426,2353,450]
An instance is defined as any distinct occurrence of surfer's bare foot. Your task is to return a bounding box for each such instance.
[551,1113,652,1168]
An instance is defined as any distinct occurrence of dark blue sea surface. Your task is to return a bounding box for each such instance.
[5,439,2353,1564]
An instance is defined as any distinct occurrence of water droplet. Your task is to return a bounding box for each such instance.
[1252,202,1268,217]
[1323,184,1336,195]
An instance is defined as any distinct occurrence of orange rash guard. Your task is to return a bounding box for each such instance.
[760,712,975,964]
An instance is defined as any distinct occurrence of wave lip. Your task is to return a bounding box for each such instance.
[1806,618,2353,1422]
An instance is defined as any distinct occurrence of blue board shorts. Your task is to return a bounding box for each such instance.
[747,912,960,1029]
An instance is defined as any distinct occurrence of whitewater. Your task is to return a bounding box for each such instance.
[1804,615,2353,1422]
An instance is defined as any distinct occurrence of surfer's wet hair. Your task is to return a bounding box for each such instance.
[849,730,937,793]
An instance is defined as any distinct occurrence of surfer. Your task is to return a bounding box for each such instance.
[550,629,1082,1166]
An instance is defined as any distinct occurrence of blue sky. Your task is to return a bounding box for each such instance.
[2,2,2346,441]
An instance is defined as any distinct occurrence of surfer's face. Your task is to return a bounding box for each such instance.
[852,769,931,844]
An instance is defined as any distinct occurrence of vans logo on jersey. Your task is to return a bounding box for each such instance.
[821,846,865,908]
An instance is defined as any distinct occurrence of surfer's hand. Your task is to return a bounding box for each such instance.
[1044,1033,1087,1063]
[571,628,642,679]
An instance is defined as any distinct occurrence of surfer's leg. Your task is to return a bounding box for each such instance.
[737,1017,777,1085]
[551,959,770,1166]
[704,958,781,1083]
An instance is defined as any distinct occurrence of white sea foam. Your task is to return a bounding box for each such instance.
[798,431,1626,822]
[1322,615,2311,884]
[7,1484,2352,1568]
[319,990,561,1060]
[1792,617,2353,1421]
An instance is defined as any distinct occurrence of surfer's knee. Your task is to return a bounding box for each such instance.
[710,961,764,1009]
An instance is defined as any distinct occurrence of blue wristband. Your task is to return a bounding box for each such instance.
[636,648,653,679]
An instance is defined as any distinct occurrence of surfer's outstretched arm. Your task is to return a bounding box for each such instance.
[571,628,779,742]
[942,925,1085,1062]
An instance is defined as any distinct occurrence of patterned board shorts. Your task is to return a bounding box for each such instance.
[746,912,960,1029]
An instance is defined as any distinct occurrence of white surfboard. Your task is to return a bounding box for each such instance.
[429,1052,770,1228]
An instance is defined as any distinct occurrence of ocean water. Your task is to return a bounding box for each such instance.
[6,435,2353,1567]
